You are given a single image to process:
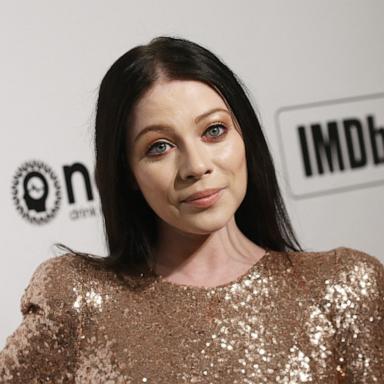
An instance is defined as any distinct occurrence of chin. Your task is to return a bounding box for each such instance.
[179,213,234,235]
[157,201,237,235]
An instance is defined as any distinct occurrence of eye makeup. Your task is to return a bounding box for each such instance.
[145,122,229,158]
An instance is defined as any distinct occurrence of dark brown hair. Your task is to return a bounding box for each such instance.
[57,36,301,274]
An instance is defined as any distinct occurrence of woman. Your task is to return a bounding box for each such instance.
[1,36,383,383]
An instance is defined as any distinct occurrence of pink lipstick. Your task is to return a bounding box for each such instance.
[182,188,223,208]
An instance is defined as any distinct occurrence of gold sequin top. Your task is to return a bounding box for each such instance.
[0,247,383,383]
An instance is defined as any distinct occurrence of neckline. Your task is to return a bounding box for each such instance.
[153,249,274,291]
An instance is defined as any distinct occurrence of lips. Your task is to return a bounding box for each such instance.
[182,188,223,202]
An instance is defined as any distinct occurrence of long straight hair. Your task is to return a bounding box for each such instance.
[57,36,301,274]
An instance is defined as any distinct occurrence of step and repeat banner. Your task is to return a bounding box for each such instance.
[1,1,383,347]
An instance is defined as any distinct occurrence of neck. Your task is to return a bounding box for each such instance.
[150,216,266,285]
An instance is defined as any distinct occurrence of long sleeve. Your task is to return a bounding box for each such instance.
[331,247,384,383]
[0,255,80,383]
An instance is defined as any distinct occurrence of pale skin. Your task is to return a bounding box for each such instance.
[126,78,267,287]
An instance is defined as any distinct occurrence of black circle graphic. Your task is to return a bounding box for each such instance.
[11,160,61,225]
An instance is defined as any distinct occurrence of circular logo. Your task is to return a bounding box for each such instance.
[11,160,61,225]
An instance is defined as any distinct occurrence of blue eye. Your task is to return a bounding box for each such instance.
[146,141,172,156]
[206,124,226,138]
[146,123,227,158]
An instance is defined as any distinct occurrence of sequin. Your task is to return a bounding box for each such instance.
[0,247,383,383]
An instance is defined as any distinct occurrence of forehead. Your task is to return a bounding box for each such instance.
[130,80,228,127]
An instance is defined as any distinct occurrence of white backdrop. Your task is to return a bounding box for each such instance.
[1,0,383,348]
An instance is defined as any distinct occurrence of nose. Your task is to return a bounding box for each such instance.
[178,141,213,180]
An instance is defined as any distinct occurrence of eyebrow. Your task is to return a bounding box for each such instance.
[133,107,230,143]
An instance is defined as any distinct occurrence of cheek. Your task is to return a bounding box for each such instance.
[220,138,248,195]
[220,138,247,173]
[133,164,171,202]
[235,146,248,194]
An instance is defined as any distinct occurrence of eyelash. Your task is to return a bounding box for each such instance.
[145,123,228,157]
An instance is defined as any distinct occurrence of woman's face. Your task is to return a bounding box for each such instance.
[126,79,248,236]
